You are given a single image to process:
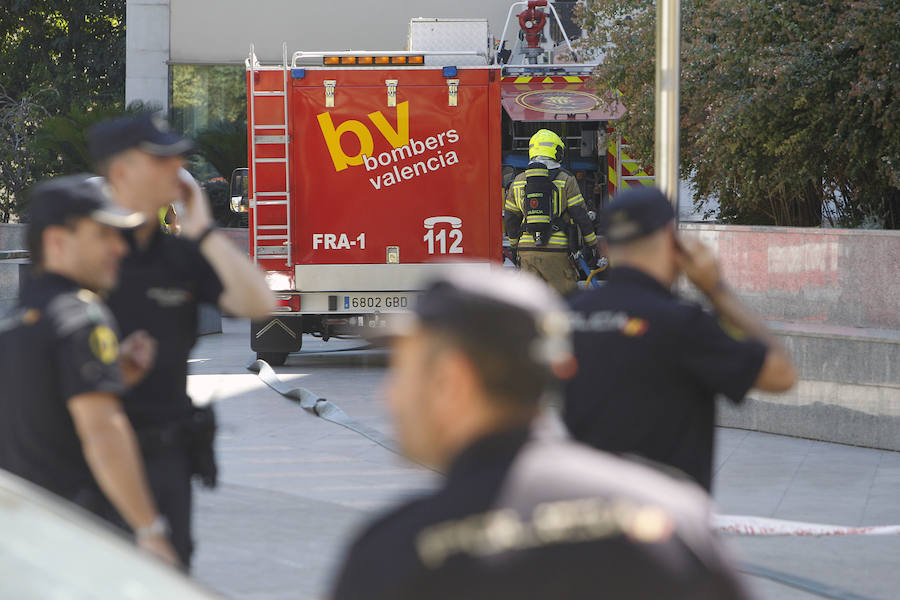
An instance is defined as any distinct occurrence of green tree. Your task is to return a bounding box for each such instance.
[578,0,900,228]
[0,1,125,221]
[0,85,52,222]
[29,100,159,178]
[0,1,125,115]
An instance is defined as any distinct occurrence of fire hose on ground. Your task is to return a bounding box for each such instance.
[248,358,899,600]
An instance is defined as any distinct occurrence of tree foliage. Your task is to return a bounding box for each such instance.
[0,1,124,115]
[0,85,49,222]
[0,1,125,222]
[578,0,900,227]
[29,100,159,178]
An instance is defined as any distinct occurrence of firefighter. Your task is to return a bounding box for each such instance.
[329,267,749,600]
[0,175,178,566]
[87,111,276,569]
[565,187,797,491]
[503,129,600,296]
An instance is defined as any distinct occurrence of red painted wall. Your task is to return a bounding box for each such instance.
[681,224,900,331]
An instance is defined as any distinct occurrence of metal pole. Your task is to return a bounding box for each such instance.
[655,0,680,219]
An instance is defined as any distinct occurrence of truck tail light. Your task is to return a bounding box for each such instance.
[323,56,340,65]
[407,56,424,65]
[374,56,390,64]
[340,56,357,65]
[357,56,374,65]
[390,56,408,64]
[275,294,300,312]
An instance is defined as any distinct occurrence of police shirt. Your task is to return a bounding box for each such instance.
[331,420,749,600]
[565,267,767,490]
[106,229,222,430]
[0,273,124,501]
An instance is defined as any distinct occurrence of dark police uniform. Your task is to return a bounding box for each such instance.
[564,187,769,491]
[0,273,126,523]
[565,267,766,490]
[331,422,749,600]
[105,228,223,566]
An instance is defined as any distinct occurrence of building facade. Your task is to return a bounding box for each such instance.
[127,0,522,118]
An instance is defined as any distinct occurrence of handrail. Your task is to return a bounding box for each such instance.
[248,44,258,265]
[281,42,292,267]
[500,63,597,75]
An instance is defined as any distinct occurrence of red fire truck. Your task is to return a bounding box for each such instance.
[240,1,651,364]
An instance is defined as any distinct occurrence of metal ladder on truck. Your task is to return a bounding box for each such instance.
[247,43,292,267]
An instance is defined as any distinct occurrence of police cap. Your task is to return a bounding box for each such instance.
[28,175,145,252]
[88,111,193,162]
[600,187,675,244]
[381,267,572,373]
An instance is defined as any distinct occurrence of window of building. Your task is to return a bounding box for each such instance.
[169,64,248,226]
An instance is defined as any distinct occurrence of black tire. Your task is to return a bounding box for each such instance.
[257,352,288,366]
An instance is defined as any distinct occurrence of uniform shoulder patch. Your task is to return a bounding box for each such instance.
[88,324,119,364]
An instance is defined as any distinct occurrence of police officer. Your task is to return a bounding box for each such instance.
[503,129,600,296]
[0,175,178,565]
[565,187,797,491]
[87,112,276,568]
[330,267,749,600]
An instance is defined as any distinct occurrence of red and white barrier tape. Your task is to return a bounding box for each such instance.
[714,514,900,537]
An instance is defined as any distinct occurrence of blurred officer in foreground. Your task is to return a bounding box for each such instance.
[87,112,276,568]
[0,175,178,565]
[504,129,600,296]
[330,267,749,600]
[565,187,797,491]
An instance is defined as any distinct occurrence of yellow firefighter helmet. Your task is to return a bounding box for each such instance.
[528,129,565,162]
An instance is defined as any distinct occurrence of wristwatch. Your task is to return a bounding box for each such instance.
[135,515,169,539]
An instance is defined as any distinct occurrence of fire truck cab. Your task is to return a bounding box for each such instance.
[243,1,651,365]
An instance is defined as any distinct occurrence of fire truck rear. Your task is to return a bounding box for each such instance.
[243,2,652,365]
[244,24,502,364]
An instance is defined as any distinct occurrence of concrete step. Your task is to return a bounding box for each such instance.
[0,259,29,316]
[719,322,900,451]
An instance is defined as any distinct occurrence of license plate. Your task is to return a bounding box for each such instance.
[342,293,415,312]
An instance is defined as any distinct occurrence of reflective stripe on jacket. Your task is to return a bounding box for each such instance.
[504,170,597,251]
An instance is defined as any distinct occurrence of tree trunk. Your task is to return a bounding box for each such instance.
[883,188,900,230]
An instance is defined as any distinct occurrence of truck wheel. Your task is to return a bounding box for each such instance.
[257,352,288,366]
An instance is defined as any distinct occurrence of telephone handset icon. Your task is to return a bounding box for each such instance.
[423,216,462,229]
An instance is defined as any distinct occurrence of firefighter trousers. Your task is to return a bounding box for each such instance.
[519,250,578,297]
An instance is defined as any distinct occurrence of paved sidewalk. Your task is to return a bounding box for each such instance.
[189,319,900,599]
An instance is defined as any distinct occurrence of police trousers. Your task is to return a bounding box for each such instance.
[144,447,194,569]
[519,250,578,296]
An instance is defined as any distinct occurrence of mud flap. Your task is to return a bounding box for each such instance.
[250,316,304,353]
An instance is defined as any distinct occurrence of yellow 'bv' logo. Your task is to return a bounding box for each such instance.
[317,102,409,171]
